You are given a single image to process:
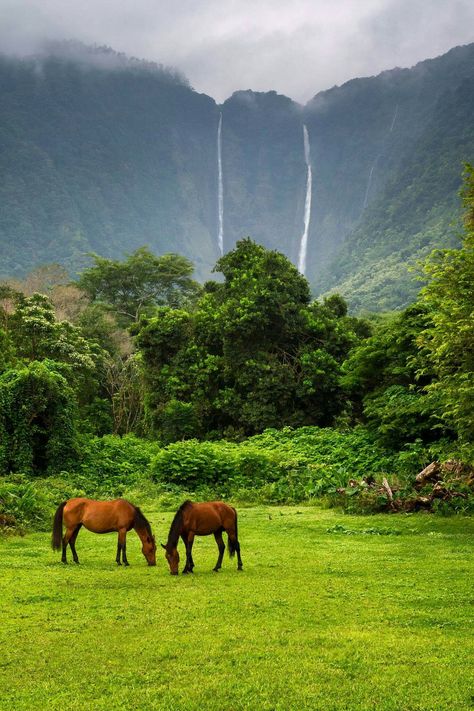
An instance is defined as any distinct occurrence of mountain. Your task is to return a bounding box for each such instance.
[0,41,473,310]
[305,44,474,309]
[0,44,220,279]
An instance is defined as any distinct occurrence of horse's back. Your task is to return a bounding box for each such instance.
[186,501,236,534]
[64,498,135,533]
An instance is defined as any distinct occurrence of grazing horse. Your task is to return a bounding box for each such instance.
[162,500,242,575]
[52,498,156,566]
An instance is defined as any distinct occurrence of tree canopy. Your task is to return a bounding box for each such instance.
[78,247,201,325]
[135,240,367,440]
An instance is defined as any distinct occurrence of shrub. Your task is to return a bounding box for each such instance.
[150,426,397,502]
[0,476,49,531]
[72,434,162,497]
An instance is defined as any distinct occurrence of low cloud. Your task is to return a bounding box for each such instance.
[0,0,473,101]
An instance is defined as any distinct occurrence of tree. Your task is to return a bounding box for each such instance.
[341,304,441,447]
[418,164,474,447]
[17,264,69,297]
[77,247,201,325]
[0,361,79,475]
[7,293,97,377]
[135,240,366,439]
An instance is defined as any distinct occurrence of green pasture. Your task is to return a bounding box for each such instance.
[1,507,473,710]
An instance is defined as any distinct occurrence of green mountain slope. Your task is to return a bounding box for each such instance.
[304,44,474,292]
[321,78,474,310]
[0,42,473,311]
[0,47,220,279]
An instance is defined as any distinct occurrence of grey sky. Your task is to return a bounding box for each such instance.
[0,0,473,102]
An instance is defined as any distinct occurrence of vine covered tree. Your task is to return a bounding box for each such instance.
[0,361,79,475]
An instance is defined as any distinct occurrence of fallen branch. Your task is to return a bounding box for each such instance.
[381,477,395,509]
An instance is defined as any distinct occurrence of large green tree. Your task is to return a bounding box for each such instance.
[418,164,474,448]
[135,240,366,440]
[77,247,201,326]
[341,304,441,447]
[341,165,474,455]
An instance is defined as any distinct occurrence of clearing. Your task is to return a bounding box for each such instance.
[1,507,473,710]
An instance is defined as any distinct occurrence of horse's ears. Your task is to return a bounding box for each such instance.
[161,543,167,550]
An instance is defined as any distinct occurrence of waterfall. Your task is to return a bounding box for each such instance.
[298,124,312,275]
[217,112,224,256]
[363,155,379,209]
[363,105,399,210]
[389,104,399,133]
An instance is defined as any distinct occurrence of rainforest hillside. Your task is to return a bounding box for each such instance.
[0,41,473,310]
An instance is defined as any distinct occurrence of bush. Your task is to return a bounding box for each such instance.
[150,426,398,502]
[0,475,50,532]
[71,434,162,497]
[0,361,79,476]
[151,440,279,491]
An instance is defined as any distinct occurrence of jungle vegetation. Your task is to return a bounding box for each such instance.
[0,166,473,529]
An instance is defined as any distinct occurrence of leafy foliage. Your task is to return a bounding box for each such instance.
[418,164,474,449]
[136,240,367,439]
[78,247,201,325]
[0,361,79,475]
[150,426,397,503]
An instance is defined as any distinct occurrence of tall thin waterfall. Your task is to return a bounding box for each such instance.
[217,112,224,256]
[389,104,399,133]
[363,156,379,209]
[298,124,312,275]
[363,105,399,210]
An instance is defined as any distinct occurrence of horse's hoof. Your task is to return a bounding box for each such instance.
[61,560,68,565]
[74,560,80,565]
[238,566,243,571]
[213,567,220,572]
[182,569,189,575]
[116,562,122,566]
[123,562,130,567]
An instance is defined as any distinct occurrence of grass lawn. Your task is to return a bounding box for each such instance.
[1,506,473,710]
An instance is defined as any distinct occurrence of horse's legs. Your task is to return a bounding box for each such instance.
[116,528,129,566]
[180,535,188,572]
[121,532,129,567]
[187,533,195,572]
[182,532,195,574]
[69,524,82,564]
[213,530,225,572]
[61,527,75,564]
[228,530,243,570]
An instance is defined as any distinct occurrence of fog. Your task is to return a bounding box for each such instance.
[0,0,473,101]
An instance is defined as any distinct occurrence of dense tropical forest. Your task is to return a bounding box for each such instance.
[1,165,473,532]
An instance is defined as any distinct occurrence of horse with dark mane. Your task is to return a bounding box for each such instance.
[52,498,156,566]
[162,500,242,575]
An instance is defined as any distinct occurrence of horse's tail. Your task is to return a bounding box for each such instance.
[228,507,238,558]
[52,502,66,550]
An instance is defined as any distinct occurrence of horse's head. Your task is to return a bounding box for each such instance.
[142,534,156,566]
[161,543,179,575]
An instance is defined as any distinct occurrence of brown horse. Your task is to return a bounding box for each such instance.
[162,500,242,575]
[52,498,156,566]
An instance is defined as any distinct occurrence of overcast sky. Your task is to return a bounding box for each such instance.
[0,0,473,102]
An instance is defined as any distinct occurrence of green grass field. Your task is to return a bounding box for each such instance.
[1,507,473,710]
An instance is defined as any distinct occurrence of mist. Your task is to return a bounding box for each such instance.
[0,0,473,101]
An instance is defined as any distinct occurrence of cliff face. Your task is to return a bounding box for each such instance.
[1,43,473,309]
